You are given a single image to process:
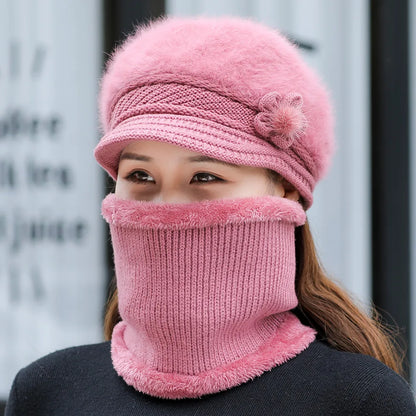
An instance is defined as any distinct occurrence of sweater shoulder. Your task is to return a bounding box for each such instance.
[292,340,416,414]
[23,341,110,371]
[5,342,114,416]
[299,340,411,387]
[16,341,112,384]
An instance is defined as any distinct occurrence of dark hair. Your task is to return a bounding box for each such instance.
[294,221,404,375]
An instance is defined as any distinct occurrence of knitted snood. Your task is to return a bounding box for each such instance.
[102,194,316,399]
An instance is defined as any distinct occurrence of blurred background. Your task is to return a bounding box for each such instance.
[0,0,415,409]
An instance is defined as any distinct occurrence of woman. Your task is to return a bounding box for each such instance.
[6,16,416,415]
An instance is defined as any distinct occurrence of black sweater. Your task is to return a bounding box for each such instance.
[5,340,416,415]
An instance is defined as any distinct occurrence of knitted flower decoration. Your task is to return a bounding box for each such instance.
[254,92,307,149]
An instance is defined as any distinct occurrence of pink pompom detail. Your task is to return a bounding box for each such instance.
[254,92,307,149]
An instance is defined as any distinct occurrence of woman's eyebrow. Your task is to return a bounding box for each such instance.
[119,152,152,162]
[187,155,240,168]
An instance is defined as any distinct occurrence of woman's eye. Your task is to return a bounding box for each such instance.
[190,173,223,184]
[126,170,155,184]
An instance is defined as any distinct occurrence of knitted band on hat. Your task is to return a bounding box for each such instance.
[94,83,317,207]
[109,83,257,133]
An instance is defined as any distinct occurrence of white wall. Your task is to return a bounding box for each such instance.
[166,0,371,305]
[0,0,104,398]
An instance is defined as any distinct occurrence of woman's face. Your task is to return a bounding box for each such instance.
[115,140,298,203]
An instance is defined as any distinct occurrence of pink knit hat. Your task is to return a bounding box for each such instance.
[94,16,334,208]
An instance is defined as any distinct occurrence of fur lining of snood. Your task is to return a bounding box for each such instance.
[102,193,306,230]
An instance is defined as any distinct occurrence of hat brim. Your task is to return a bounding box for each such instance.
[94,113,314,207]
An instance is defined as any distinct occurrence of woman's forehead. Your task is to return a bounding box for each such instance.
[120,140,235,166]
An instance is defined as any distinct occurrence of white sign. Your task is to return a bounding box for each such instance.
[0,0,104,398]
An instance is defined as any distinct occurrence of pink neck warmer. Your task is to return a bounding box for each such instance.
[102,194,316,399]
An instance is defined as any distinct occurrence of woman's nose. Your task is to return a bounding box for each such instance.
[152,189,191,204]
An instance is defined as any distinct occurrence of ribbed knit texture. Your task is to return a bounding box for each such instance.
[110,83,257,133]
[102,194,316,399]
